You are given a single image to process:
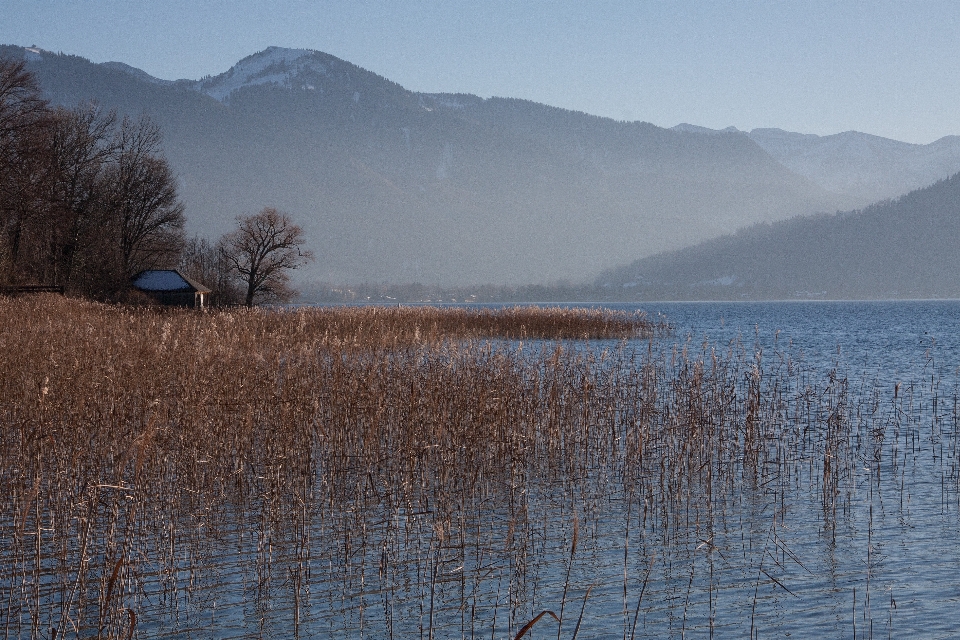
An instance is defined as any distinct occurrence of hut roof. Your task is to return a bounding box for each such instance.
[132,270,211,294]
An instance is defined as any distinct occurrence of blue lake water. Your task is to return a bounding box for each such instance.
[278,301,960,638]
[398,300,960,639]
[568,300,960,638]
[642,300,956,377]
[242,301,960,638]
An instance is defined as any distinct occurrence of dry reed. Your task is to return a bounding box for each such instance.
[0,295,952,638]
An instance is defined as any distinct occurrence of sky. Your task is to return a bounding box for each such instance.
[2,0,959,144]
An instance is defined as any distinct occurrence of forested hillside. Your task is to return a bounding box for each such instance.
[599,172,960,299]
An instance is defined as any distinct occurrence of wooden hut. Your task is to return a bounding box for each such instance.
[132,270,211,308]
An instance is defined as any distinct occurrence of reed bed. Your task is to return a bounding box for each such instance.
[293,303,663,341]
[0,296,957,638]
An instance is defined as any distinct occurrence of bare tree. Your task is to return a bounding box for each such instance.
[44,103,117,289]
[102,115,185,280]
[0,58,46,146]
[0,58,49,284]
[0,102,116,289]
[222,207,313,306]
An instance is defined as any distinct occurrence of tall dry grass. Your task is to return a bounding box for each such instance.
[0,295,948,638]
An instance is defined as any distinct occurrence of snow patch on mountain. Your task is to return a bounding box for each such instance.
[423,95,467,110]
[671,123,742,135]
[195,46,332,102]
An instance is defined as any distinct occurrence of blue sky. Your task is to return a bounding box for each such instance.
[2,0,958,143]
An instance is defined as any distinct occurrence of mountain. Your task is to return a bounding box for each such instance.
[5,44,856,285]
[672,124,960,205]
[598,172,960,300]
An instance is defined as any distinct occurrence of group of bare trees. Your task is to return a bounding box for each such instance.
[0,59,312,306]
[2,57,313,306]
[0,58,185,298]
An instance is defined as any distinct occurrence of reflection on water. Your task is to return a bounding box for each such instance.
[5,301,960,638]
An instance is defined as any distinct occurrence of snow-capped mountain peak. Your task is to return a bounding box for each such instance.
[195,46,333,102]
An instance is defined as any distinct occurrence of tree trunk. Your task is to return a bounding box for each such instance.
[245,275,256,307]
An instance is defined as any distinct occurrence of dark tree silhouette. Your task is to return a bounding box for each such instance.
[42,104,116,289]
[1,58,186,297]
[222,207,313,306]
[103,115,185,280]
[0,58,49,284]
[0,58,46,144]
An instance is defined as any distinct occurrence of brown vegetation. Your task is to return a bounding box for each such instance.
[0,296,944,638]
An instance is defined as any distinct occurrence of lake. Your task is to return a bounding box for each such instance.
[618,300,960,638]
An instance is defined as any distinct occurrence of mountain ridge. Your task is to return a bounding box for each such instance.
[2,44,874,285]
[670,123,960,203]
[598,171,960,300]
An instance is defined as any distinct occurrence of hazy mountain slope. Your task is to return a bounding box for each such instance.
[5,44,854,285]
[749,128,960,204]
[673,123,960,205]
[598,172,960,300]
